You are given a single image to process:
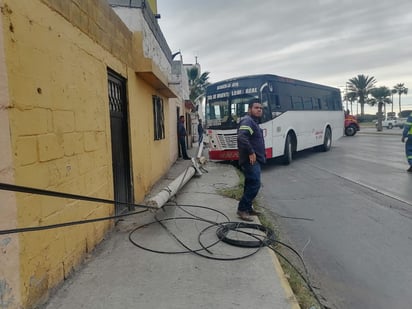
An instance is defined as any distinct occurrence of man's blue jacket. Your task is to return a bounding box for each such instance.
[402,113,412,138]
[237,115,266,166]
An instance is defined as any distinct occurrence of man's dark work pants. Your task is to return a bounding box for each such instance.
[238,162,261,212]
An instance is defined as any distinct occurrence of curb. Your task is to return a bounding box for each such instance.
[221,162,301,308]
[268,248,301,308]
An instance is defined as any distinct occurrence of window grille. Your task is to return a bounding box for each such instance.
[153,96,165,140]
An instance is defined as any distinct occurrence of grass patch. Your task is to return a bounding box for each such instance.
[359,121,375,128]
[276,250,321,309]
[218,166,321,309]
[217,167,244,200]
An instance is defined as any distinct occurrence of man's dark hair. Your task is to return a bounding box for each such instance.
[248,98,261,108]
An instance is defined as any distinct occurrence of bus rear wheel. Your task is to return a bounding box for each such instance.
[282,134,293,165]
[319,127,332,152]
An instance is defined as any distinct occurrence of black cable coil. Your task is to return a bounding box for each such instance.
[216,222,276,248]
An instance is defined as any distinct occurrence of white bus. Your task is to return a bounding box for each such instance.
[205,74,344,164]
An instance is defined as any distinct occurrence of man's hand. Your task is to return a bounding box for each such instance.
[402,136,406,143]
[249,153,256,165]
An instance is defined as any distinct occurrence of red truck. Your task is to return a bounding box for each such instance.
[344,113,360,136]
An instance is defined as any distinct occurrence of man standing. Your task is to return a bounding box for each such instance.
[401,112,412,172]
[198,118,204,146]
[237,98,266,221]
[178,115,190,160]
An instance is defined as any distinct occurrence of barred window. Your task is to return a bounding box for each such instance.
[153,96,165,140]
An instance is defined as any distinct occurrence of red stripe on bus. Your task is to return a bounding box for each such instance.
[209,148,273,161]
[265,148,272,159]
[209,150,239,161]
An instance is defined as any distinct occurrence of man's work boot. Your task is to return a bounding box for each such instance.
[237,210,253,222]
[248,208,261,216]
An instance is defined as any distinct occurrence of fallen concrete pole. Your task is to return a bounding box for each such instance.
[145,165,197,209]
[197,141,204,158]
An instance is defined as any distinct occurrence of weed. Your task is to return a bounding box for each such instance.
[218,167,321,309]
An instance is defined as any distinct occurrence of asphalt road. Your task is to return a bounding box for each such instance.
[260,132,412,309]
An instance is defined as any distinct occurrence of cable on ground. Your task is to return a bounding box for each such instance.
[0,182,326,308]
[0,182,156,235]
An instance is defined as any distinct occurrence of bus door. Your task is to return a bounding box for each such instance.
[260,82,274,158]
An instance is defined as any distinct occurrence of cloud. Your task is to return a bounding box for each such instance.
[157,0,412,111]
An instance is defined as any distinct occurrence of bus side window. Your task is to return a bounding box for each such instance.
[260,101,271,123]
[269,94,280,118]
[291,96,303,110]
[317,98,322,110]
[261,88,271,123]
[326,96,334,110]
[320,97,328,110]
[313,98,320,110]
[303,97,313,110]
[332,92,342,110]
[269,94,280,109]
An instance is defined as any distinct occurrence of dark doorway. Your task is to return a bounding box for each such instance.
[107,69,132,214]
[177,107,181,157]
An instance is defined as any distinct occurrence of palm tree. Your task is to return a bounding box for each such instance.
[347,74,377,116]
[390,88,397,113]
[345,91,357,114]
[368,86,392,131]
[393,83,408,114]
[186,66,210,107]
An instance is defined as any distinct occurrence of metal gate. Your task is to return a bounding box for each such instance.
[108,69,132,214]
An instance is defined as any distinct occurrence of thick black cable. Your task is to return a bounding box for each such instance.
[128,204,265,261]
[270,245,328,309]
[208,219,326,308]
[169,204,231,254]
[129,216,223,255]
[129,204,230,255]
[0,182,157,210]
[0,181,326,305]
[157,204,231,255]
[215,222,276,247]
[0,165,195,235]
[0,209,148,235]
[172,204,227,225]
[197,221,266,260]
[156,207,264,260]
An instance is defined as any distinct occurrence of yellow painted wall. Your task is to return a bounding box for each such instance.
[128,73,172,200]
[0,6,21,307]
[147,0,158,14]
[0,0,175,307]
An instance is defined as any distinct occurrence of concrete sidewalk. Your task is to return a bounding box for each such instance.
[41,149,299,309]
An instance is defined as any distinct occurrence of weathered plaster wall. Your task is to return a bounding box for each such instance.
[0,0,177,307]
[0,5,21,308]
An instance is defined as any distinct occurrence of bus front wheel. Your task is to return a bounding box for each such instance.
[282,134,293,165]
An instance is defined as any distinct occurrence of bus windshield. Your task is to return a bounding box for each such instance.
[206,95,255,129]
[206,94,272,129]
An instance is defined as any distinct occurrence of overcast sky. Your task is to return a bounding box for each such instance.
[157,0,412,114]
